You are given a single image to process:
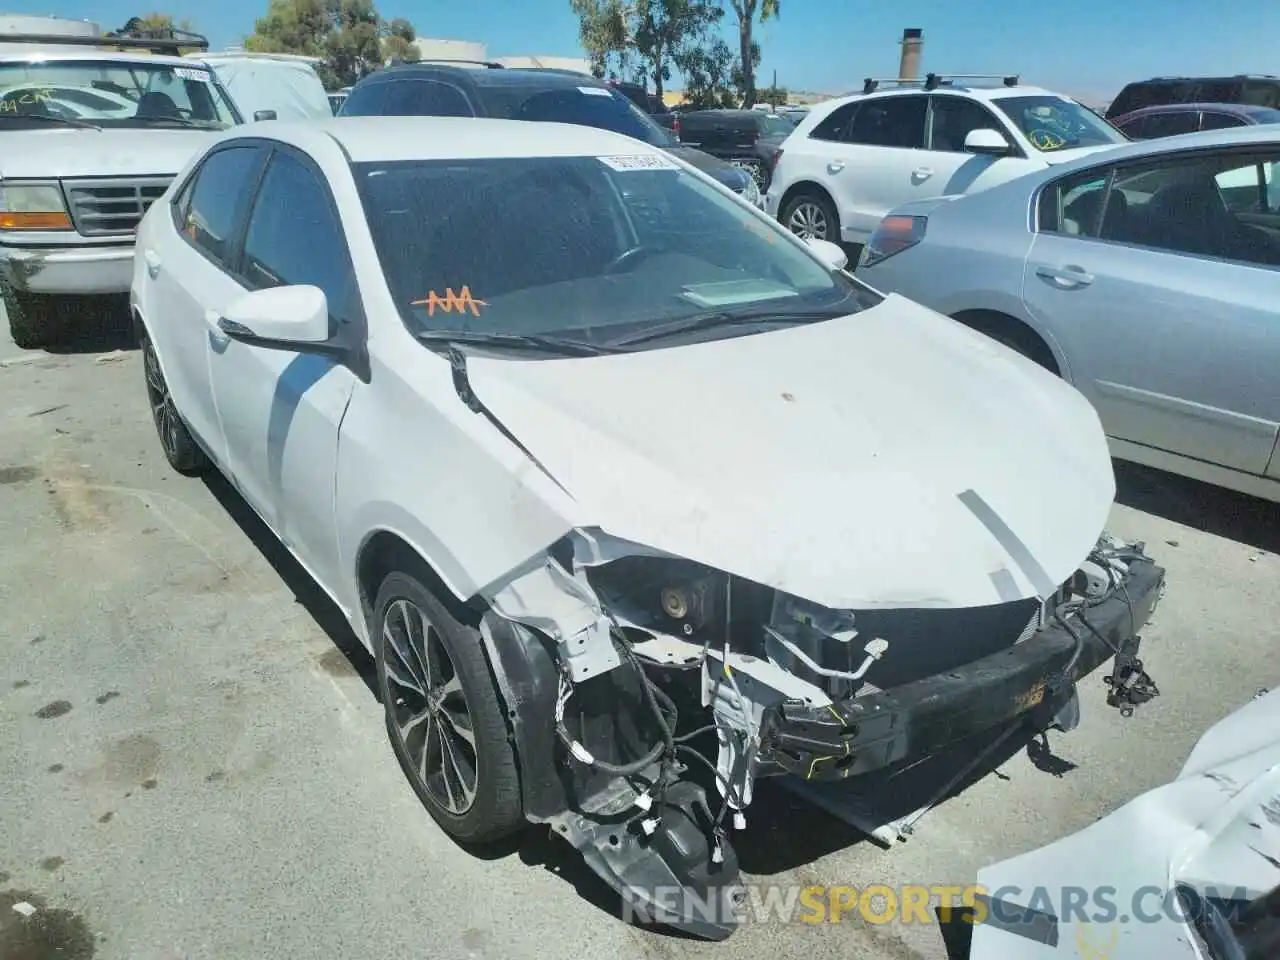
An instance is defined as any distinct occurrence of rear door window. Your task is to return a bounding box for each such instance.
[845,95,926,149]
[1141,111,1199,138]
[809,102,859,141]
[1199,111,1248,131]
[382,79,474,117]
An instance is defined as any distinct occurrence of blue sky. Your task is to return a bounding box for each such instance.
[6,0,1275,102]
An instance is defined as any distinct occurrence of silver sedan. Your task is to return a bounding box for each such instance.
[857,124,1280,503]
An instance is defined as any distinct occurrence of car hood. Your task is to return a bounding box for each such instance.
[663,144,748,188]
[1040,143,1121,165]
[0,127,225,179]
[465,293,1116,611]
[970,689,1280,959]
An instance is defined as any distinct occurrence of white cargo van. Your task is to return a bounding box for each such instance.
[189,51,331,123]
[0,17,242,347]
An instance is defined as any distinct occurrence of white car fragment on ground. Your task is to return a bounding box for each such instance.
[970,688,1280,959]
[131,115,1166,940]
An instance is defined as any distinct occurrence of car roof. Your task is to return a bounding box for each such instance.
[0,47,196,67]
[1123,74,1279,84]
[367,63,609,91]
[272,116,671,163]
[1117,102,1280,121]
[806,82,1066,117]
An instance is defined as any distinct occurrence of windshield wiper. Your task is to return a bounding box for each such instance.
[0,113,101,130]
[415,329,616,357]
[129,115,210,128]
[607,307,845,347]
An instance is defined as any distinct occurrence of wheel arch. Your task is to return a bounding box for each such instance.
[950,307,1067,378]
[355,528,482,636]
[779,179,838,217]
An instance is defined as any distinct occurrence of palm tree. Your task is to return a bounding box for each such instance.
[729,0,777,108]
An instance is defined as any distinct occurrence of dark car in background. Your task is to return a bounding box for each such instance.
[339,64,762,206]
[1106,75,1280,120]
[607,78,677,130]
[675,108,794,190]
[1111,102,1280,139]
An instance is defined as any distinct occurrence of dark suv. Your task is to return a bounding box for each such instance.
[676,109,794,190]
[1106,75,1280,120]
[340,63,760,206]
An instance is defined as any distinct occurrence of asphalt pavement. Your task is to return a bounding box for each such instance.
[2,304,1278,960]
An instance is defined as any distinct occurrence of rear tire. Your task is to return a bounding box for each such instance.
[374,570,523,844]
[780,190,840,243]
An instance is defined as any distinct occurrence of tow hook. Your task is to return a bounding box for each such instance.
[1104,634,1160,717]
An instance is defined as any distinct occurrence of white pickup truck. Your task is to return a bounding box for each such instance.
[0,17,242,347]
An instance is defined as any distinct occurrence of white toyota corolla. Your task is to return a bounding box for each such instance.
[131,117,1165,939]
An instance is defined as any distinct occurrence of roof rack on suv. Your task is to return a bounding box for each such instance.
[0,17,209,54]
[862,72,1019,94]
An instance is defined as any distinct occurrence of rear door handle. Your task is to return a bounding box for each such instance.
[826,161,845,174]
[912,167,933,180]
[1035,264,1094,288]
[143,248,161,278]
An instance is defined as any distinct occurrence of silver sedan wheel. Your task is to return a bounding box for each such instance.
[382,598,478,815]
[786,201,828,240]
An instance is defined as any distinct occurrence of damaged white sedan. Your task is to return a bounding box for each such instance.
[130,116,1166,939]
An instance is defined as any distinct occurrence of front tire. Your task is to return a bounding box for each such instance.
[374,571,523,844]
[780,190,840,243]
[2,284,63,349]
[141,333,209,475]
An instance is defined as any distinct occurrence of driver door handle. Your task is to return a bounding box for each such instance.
[826,161,845,174]
[1036,264,1095,288]
[205,308,230,345]
[143,248,162,278]
[912,167,933,180]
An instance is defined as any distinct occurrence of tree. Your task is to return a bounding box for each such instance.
[245,0,387,88]
[674,36,736,107]
[570,0,634,79]
[381,17,418,63]
[726,0,778,108]
[755,84,786,107]
[570,0,724,99]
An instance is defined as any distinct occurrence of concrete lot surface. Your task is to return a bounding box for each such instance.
[2,307,1278,960]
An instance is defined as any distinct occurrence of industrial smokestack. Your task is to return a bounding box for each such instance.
[899,27,923,81]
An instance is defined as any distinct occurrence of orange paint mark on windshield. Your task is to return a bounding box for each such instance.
[411,285,488,317]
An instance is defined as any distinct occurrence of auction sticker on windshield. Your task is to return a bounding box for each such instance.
[598,154,679,172]
[173,68,211,82]
[578,86,613,97]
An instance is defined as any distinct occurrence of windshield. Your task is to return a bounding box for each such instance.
[355,154,877,354]
[761,114,794,136]
[474,83,673,147]
[0,60,241,128]
[994,95,1126,152]
[1178,883,1279,960]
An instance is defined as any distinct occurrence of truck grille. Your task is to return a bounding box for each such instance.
[63,177,173,236]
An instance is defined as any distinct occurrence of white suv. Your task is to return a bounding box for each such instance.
[766,74,1129,246]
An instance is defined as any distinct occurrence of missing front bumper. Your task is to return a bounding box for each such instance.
[756,556,1166,783]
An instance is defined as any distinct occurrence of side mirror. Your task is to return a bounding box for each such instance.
[805,237,849,270]
[964,128,1012,156]
[218,285,330,347]
[253,109,278,121]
